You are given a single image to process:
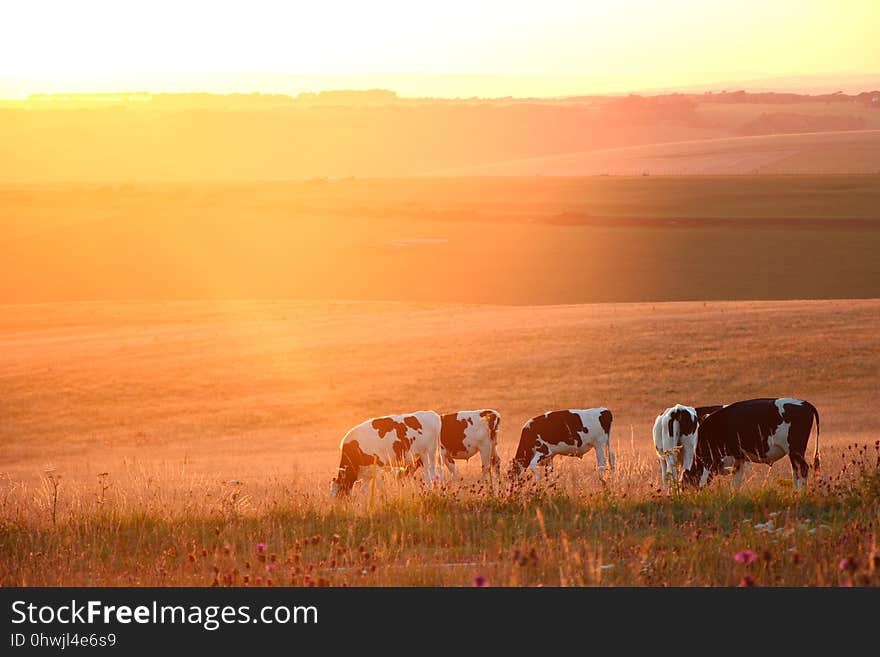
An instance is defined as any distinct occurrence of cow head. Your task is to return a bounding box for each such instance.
[330,467,354,498]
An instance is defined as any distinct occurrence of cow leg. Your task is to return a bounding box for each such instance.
[490,445,501,483]
[665,453,678,486]
[699,467,712,487]
[403,455,424,480]
[438,445,456,480]
[528,453,548,481]
[478,445,494,483]
[422,454,437,490]
[444,454,458,481]
[789,452,809,491]
[658,457,669,488]
[411,446,437,491]
[596,440,610,475]
[365,469,383,491]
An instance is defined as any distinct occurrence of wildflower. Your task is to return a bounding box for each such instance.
[265,563,275,573]
[838,557,857,572]
[255,543,267,554]
[473,574,490,587]
[738,576,755,587]
[734,550,758,565]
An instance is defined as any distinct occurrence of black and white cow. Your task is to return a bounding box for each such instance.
[682,398,820,491]
[653,404,724,487]
[440,409,502,481]
[330,410,441,497]
[508,408,614,480]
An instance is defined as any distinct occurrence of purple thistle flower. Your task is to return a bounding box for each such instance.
[473,574,490,587]
[734,549,757,565]
[255,543,267,554]
[838,557,857,572]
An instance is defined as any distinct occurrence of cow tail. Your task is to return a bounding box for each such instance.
[811,403,821,472]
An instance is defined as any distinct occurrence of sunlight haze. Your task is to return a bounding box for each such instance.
[3,0,878,97]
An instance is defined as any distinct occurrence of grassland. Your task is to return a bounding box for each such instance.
[1,299,878,586]
[438,130,880,176]
[3,176,880,305]
[3,92,879,181]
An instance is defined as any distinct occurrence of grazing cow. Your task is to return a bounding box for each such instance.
[508,408,615,480]
[330,410,441,497]
[439,409,502,481]
[653,404,724,486]
[682,398,820,491]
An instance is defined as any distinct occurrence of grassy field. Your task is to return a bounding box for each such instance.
[1,298,878,586]
[3,176,880,305]
[438,130,880,176]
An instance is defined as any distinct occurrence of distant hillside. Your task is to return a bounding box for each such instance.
[434,130,880,176]
[1,91,878,180]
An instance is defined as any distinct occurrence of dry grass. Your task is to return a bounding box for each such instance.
[438,130,880,176]
[4,177,879,306]
[1,298,878,586]
[1,444,878,587]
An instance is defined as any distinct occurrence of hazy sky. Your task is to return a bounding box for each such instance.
[3,0,878,96]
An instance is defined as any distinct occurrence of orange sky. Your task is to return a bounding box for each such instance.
[2,0,879,97]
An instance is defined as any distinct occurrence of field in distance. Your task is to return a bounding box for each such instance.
[437,129,880,176]
[3,175,880,305]
[3,297,877,485]
[1,298,878,586]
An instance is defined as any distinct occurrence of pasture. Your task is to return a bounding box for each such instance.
[1,298,878,586]
[3,176,880,305]
[438,129,880,176]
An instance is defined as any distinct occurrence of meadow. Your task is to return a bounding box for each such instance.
[3,176,880,305]
[1,298,878,586]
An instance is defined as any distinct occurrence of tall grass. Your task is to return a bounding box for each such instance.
[1,442,877,587]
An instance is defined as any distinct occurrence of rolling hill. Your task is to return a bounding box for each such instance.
[433,129,880,176]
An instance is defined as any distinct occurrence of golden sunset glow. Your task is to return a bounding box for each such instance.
[2,0,878,97]
[2,0,880,599]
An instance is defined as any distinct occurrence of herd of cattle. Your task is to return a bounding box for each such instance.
[329,397,821,496]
